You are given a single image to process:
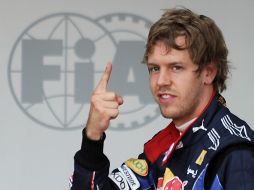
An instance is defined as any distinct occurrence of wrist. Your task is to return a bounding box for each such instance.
[75,127,108,170]
[84,127,103,141]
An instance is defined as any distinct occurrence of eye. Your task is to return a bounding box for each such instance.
[172,65,183,72]
[148,66,160,74]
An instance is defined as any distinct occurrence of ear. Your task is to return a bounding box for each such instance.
[203,62,217,85]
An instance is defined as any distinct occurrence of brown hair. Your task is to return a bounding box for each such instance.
[143,8,229,92]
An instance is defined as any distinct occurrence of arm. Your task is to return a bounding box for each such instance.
[71,63,123,189]
[70,64,156,189]
[70,130,118,190]
[217,147,254,190]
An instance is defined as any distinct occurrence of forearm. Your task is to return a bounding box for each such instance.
[70,129,117,190]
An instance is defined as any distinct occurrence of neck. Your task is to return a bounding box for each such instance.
[175,117,196,132]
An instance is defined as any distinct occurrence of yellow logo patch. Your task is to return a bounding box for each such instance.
[125,158,148,176]
[162,168,175,186]
[195,149,207,165]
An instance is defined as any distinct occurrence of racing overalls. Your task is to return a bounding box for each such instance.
[70,93,254,190]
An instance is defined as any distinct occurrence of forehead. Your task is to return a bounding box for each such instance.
[147,37,190,63]
[148,36,187,56]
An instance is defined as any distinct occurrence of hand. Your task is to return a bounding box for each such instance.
[85,63,123,140]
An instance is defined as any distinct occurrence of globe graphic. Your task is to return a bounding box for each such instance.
[8,12,160,131]
[8,13,117,130]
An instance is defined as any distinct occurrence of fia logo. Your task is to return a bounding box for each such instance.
[8,12,160,131]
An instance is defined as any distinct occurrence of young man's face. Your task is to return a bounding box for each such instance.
[147,37,213,126]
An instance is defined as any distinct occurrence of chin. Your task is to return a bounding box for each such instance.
[160,109,174,119]
[160,105,182,119]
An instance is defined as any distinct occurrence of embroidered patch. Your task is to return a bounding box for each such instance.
[119,164,140,190]
[157,168,188,190]
[125,158,148,177]
[187,165,198,179]
[192,119,207,133]
[208,128,220,151]
[195,150,207,166]
[221,114,251,141]
[175,141,184,150]
[163,168,175,185]
[109,170,129,190]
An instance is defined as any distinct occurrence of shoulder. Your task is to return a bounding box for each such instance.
[221,144,254,170]
[212,109,254,143]
[216,144,254,189]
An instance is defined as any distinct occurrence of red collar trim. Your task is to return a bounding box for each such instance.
[144,122,180,164]
[144,91,217,164]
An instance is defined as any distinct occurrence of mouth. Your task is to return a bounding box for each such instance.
[157,92,176,104]
[160,94,170,99]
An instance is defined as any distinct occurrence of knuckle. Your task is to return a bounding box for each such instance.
[112,109,119,118]
[109,92,117,99]
[90,97,103,111]
[90,95,98,105]
[111,102,118,108]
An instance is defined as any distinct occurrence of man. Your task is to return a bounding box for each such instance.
[70,8,254,190]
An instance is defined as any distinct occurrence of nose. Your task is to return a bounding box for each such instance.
[157,69,172,86]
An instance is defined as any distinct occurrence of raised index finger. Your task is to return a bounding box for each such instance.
[94,63,112,93]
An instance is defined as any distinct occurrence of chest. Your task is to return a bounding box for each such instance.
[152,144,211,190]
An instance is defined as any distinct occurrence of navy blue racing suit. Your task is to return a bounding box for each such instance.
[70,93,254,190]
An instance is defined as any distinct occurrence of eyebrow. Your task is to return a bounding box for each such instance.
[147,61,183,66]
[147,62,158,66]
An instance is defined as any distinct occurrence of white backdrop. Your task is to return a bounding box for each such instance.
[1,0,254,190]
